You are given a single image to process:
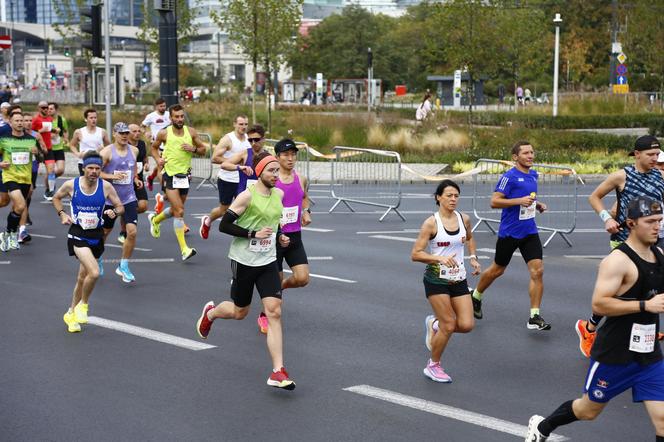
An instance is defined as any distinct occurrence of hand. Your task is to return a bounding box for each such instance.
[439,254,457,268]
[134,178,144,189]
[239,165,253,176]
[278,234,290,248]
[157,158,166,167]
[470,257,481,275]
[646,294,664,313]
[60,212,73,225]
[144,163,150,172]
[520,196,535,207]
[104,209,117,220]
[0,161,9,169]
[181,143,194,153]
[254,227,273,239]
[536,202,547,213]
[604,218,621,234]
[301,211,312,227]
[113,171,128,181]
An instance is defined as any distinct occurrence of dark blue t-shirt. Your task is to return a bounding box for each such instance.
[494,167,539,239]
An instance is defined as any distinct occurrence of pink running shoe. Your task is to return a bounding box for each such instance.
[423,359,452,383]
[257,312,268,334]
[196,301,215,339]
[267,367,295,390]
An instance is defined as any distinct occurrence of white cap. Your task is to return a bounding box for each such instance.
[658,151,664,163]
[0,102,10,108]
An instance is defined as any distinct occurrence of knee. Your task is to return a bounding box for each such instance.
[233,308,249,320]
[87,268,100,280]
[126,226,137,240]
[137,201,147,213]
[575,407,601,421]
[14,203,26,214]
[529,265,544,280]
[456,318,474,333]
[264,304,282,321]
[173,208,184,218]
[488,265,505,278]
[439,319,456,336]
[293,274,309,288]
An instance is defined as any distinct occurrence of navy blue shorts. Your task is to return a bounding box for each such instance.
[584,358,664,403]
[102,201,138,230]
[217,178,238,205]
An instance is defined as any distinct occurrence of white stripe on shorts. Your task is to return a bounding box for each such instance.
[585,361,600,391]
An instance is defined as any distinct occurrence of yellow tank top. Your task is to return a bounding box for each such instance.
[163,125,193,176]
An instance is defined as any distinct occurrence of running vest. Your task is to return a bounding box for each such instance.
[68,177,106,244]
[424,211,467,284]
[51,115,68,151]
[218,132,250,183]
[613,166,664,242]
[78,126,104,164]
[0,133,36,185]
[591,243,664,365]
[228,185,283,267]
[163,125,193,177]
[276,171,305,233]
[237,148,259,193]
[103,144,137,205]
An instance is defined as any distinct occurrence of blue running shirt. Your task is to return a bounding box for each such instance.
[612,166,664,243]
[494,167,539,239]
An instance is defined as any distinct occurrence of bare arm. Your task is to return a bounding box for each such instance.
[462,212,481,275]
[220,150,249,171]
[490,191,533,209]
[52,179,74,224]
[301,176,311,226]
[588,170,625,234]
[410,216,457,267]
[69,130,81,157]
[151,129,167,167]
[101,130,111,146]
[212,135,232,164]
[187,127,208,156]
[102,181,124,218]
[98,146,118,181]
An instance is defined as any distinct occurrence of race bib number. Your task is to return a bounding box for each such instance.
[11,151,29,165]
[52,135,61,145]
[248,234,275,253]
[246,179,257,188]
[519,201,536,220]
[281,206,299,225]
[629,323,656,353]
[78,211,99,230]
[172,175,189,189]
[42,122,52,132]
[113,170,131,185]
[439,260,465,281]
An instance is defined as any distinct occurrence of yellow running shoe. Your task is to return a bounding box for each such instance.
[63,310,81,333]
[182,247,197,261]
[74,302,89,324]
[148,213,161,238]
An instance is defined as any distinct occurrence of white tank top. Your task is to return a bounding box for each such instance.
[429,211,467,282]
[217,131,250,183]
[78,126,104,164]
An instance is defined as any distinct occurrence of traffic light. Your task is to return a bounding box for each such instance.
[64,47,70,57]
[80,4,102,58]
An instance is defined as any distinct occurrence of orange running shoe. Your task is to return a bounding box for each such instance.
[575,320,596,358]
[154,193,164,215]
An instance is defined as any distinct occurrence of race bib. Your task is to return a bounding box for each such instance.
[281,206,299,225]
[113,170,131,185]
[439,260,466,282]
[172,175,189,189]
[11,151,29,165]
[52,134,61,145]
[246,179,257,188]
[519,201,536,220]
[629,323,656,353]
[78,211,99,230]
[42,122,52,132]
[248,234,275,253]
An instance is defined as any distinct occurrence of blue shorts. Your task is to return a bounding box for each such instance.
[583,358,664,403]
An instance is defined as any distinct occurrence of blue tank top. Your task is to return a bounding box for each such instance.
[69,177,106,243]
[613,166,664,242]
[237,148,258,194]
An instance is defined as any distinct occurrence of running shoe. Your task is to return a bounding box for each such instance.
[472,296,483,320]
[43,191,53,201]
[18,230,31,244]
[199,216,210,239]
[182,247,197,261]
[424,315,436,351]
[63,310,82,333]
[148,213,160,238]
[423,359,452,383]
[525,415,547,441]
[115,264,136,283]
[196,301,215,339]
[0,232,7,252]
[8,232,19,250]
[527,314,551,331]
[257,312,268,334]
[574,319,595,358]
[97,257,104,277]
[118,231,126,244]
[154,193,164,214]
[74,302,89,324]
[146,175,154,192]
[267,367,296,390]
[184,224,191,234]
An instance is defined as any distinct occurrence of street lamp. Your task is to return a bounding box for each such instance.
[552,13,562,117]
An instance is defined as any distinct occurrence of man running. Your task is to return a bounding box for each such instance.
[0,106,22,216]
[526,196,664,442]
[99,122,141,282]
[196,151,295,390]
[577,135,664,357]
[31,100,55,200]
[18,112,48,243]
[148,104,207,261]
[117,123,149,244]
[142,97,171,191]
[471,140,551,330]
[256,138,312,334]
[53,151,124,333]
[47,102,68,190]
[69,108,110,176]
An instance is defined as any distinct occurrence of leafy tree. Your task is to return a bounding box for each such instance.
[623,1,664,94]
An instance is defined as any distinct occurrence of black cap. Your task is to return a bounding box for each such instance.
[274,138,298,154]
[627,196,663,220]
[629,135,661,156]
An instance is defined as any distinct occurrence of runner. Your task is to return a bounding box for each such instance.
[0,101,10,127]
[52,151,124,333]
[69,108,110,176]
[18,112,48,243]
[117,123,149,244]
[148,104,207,261]
[0,112,41,252]
[99,122,141,283]
[141,97,171,192]
[195,151,296,390]
[526,196,664,442]
[256,138,312,334]
[577,135,664,357]
[471,140,551,330]
[31,100,55,200]
[199,123,264,239]
[48,102,69,190]
[0,105,22,214]
[411,179,480,382]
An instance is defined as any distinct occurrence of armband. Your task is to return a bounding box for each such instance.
[57,209,65,217]
[640,300,646,313]
[599,210,612,223]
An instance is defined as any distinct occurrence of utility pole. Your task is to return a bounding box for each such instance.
[104,0,111,133]
[552,13,562,117]
[156,0,179,106]
[609,0,618,88]
[367,47,372,112]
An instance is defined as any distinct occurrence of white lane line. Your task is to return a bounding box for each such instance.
[283,269,356,284]
[105,244,153,252]
[87,316,216,351]
[344,385,568,441]
[357,229,420,235]
[30,233,57,239]
[302,226,334,232]
[308,256,334,260]
[0,260,10,264]
[179,196,217,200]
[563,255,604,259]
[370,235,415,242]
[101,258,175,263]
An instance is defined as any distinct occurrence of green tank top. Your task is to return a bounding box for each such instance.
[228,185,283,267]
[163,125,193,176]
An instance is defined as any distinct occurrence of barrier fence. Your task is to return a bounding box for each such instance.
[329,146,405,222]
[471,159,578,247]
[191,132,215,190]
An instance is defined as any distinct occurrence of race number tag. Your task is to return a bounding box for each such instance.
[248,234,275,253]
[281,206,299,225]
[78,211,99,230]
[52,135,61,145]
[439,260,465,281]
[629,323,656,353]
[42,122,52,132]
[136,162,143,173]
[519,202,536,220]
[113,170,131,185]
[11,151,30,165]
[172,175,189,189]
[246,179,257,188]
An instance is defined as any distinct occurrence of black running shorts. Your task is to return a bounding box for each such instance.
[276,231,308,272]
[230,260,282,308]
[494,233,543,267]
[68,237,105,259]
[163,172,190,196]
[423,278,470,298]
[5,181,30,199]
[134,182,148,201]
[217,178,238,205]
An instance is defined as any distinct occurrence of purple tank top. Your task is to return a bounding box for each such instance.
[103,144,137,205]
[275,171,304,233]
[237,147,258,194]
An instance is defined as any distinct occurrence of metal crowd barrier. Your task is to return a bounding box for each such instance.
[191,132,215,190]
[329,146,405,222]
[265,138,314,205]
[471,159,578,247]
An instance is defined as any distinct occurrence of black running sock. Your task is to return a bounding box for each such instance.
[538,400,578,436]
[26,196,31,208]
[7,211,20,233]
[589,314,602,327]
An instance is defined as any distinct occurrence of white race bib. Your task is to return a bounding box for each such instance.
[172,175,189,189]
[11,151,30,165]
[52,134,61,145]
[246,179,257,188]
[248,234,275,253]
[281,206,299,225]
[78,211,99,230]
[519,201,536,220]
[629,323,656,353]
[42,121,52,132]
[113,170,131,185]
[439,260,466,282]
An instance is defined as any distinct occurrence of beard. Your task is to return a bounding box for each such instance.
[172,121,184,129]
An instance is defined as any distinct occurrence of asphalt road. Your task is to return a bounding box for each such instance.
[0,180,654,441]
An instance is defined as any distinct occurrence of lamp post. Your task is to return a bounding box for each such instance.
[552,13,562,117]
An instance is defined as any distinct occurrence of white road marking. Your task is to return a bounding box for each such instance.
[101,258,175,263]
[357,229,420,235]
[178,196,217,200]
[87,316,216,351]
[369,235,415,242]
[308,256,334,260]
[302,226,334,232]
[563,255,604,259]
[105,244,152,252]
[344,385,568,441]
[0,260,10,264]
[283,269,356,283]
[30,233,57,239]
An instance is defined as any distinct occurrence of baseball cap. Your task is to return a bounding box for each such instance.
[274,138,298,154]
[629,135,661,156]
[626,196,663,220]
[0,102,10,109]
[113,122,130,133]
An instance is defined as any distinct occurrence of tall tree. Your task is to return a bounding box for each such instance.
[623,1,664,94]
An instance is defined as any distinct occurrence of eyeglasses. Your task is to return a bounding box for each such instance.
[248,137,262,143]
[39,106,47,109]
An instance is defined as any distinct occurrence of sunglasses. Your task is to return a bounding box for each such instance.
[248,137,262,143]
[39,106,48,109]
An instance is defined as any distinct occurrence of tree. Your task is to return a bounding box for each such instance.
[623,1,664,94]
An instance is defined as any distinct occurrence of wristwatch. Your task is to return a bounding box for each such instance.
[303,208,311,214]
